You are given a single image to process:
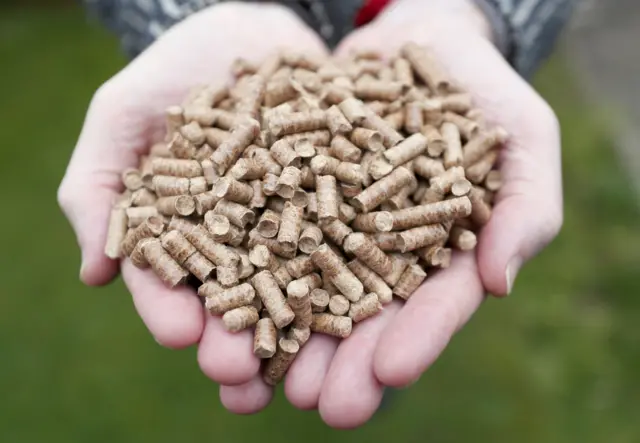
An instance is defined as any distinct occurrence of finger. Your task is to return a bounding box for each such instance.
[122,259,205,348]
[374,253,484,387]
[197,312,261,386]
[58,85,151,286]
[219,374,273,414]
[319,301,402,429]
[477,108,563,296]
[284,334,339,410]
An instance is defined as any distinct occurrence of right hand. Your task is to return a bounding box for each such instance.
[57,1,327,409]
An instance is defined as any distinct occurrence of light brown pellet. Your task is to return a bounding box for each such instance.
[254,318,277,358]
[401,42,450,93]
[183,251,215,282]
[343,232,393,278]
[168,132,197,159]
[449,226,478,251]
[287,279,313,329]
[197,279,223,298]
[383,133,428,167]
[275,166,302,200]
[466,150,498,184]
[105,207,128,259]
[180,121,205,146]
[203,127,231,149]
[325,105,353,136]
[152,158,203,178]
[469,186,492,226]
[389,196,471,230]
[347,259,393,304]
[247,179,266,209]
[264,77,297,107]
[338,203,357,225]
[348,292,382,322]
[444,112,479,141]
[272,265,293,290]
[121,168,143,191]
[262,173,279,197]
[298,225,323,254]
[149,142,172,158]
[278,202,304,251]
[256,209,280,238]
[152,176,190,197]
[355,79,403,102]
[397,224,449,252]
[269,110,326,137]
[294,139,316,159]
[352,166,414,213]
[310,313,352,338]
[223,306,260,332]
[316,175,339,221]
[451,179,472,197]
[126,206,159,228]
[463,127,508,167]
[213,199,255,228]
[249,244,281,273]
[129,237,154,269]
[311,244,363,302]
[165,105,184,139]
[430,166,466,194]
[263,338,299,386]
[439,123,462,168]
[213,177,253,205]
[484,170,502,191]
[200,159,219,186]
[318,218,353,247]
[328,295,350,316]
[156,195,195,216]
[393,264,427,300]
[415,244,449,267]
[441,93,472,113]
[338,97,367,124]
[281,130,331,147]
[361,111,405,148]
[217,265,239,287]
[383,111,404,131]
[295,272,322,292]
[193,190,221,216]
[229,158,266,181]
[393,57,414,88]
[310,288,330,312]
[204,213,243,246]
[185,224,240,267]
[329,135,361,163]
[372,232,401,252]
[161,229,197,265]
[252,270,296,329]
[143,238,189,288]
[131,188,157,207]
[269,139,302,169]
[403,102,423,134]
[248,229,296,259]
[285,255,318,279]
[413,156,445,179]
[121,216,165,256]
[205,282,255,315]
[287,327,311,346]
[383,253,414,286]
[210,118,260,175]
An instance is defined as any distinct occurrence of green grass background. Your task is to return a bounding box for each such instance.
[1,5,639,442]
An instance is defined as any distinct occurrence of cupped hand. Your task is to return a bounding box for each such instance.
[57,0,326,404]
[222,0,563,428]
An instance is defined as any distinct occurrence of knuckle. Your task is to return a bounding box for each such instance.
[533,96,561,140]
[56,181,74,214]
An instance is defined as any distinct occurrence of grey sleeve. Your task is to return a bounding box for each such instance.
[82,0,242,58]
[473,0,577,79]
[82,0,364,59]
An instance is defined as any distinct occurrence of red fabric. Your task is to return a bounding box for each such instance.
[354,0,393,26]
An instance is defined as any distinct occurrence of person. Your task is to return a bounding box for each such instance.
[59,0,572,429]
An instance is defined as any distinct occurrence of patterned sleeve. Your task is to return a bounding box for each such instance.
[473,0,577,78]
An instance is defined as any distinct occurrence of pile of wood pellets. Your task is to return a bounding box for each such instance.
[104,43,506,386]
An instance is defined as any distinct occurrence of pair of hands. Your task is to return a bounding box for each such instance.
[58,0,563,429]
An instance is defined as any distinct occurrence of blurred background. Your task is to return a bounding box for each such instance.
[1,1,639,442]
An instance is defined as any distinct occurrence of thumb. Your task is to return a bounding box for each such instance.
[477,109,564,297]
[58,82,148,286]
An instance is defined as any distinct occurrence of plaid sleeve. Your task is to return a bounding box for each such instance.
[473,0,577,78]
[82,0,366,58]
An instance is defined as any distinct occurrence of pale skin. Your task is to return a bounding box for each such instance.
[58,0,563,429]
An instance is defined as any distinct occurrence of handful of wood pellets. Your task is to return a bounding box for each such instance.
[104,43,505,386]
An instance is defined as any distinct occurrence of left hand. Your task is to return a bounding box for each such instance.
[221,0,563,428]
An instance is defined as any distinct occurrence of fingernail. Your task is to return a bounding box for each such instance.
[506,256,522,295]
